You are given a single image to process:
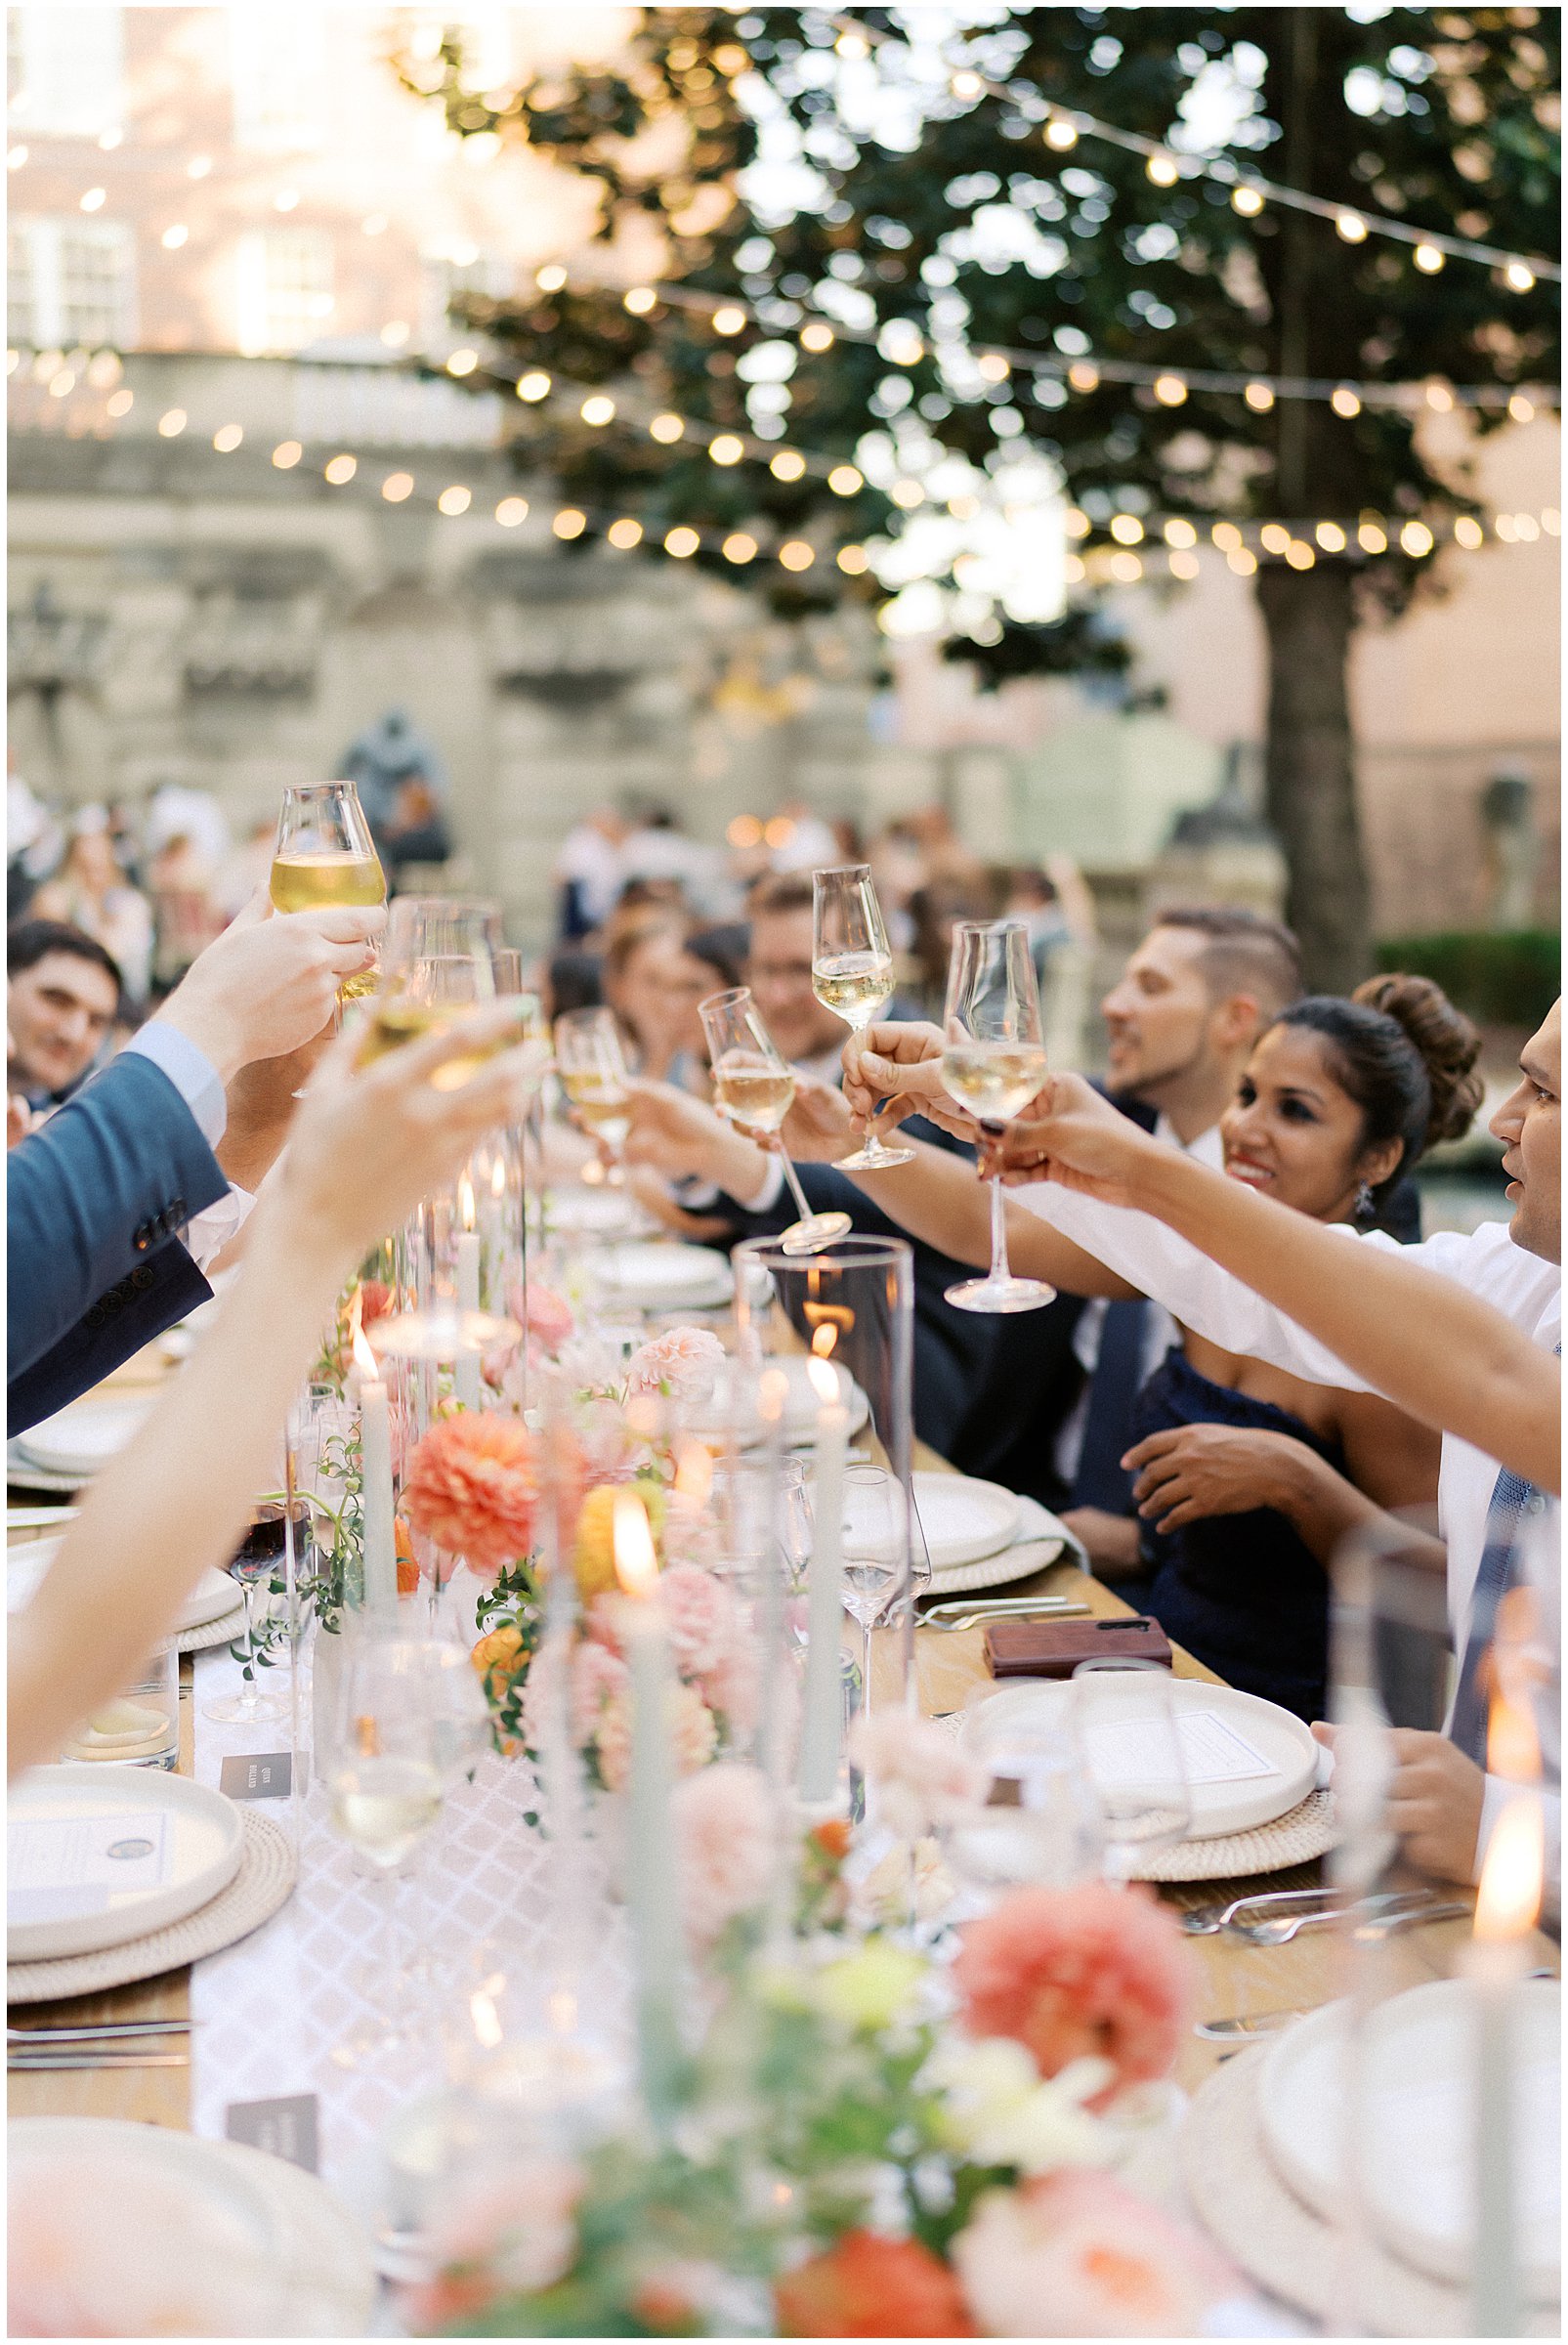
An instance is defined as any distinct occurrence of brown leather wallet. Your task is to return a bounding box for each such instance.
[986,1615,1173,1679]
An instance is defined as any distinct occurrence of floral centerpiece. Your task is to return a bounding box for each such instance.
[408,1799,1229,2341]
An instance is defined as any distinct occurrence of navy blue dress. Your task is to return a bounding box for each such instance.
[1127,1348,1340,1722]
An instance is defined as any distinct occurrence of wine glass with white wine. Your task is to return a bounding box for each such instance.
[811,865,916,1172]
[699,987,851,1257]
[271,781,386,1002]
[938,919,1055,1313]
[553,1005,637,1186]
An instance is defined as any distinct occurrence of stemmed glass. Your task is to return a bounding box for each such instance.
[839,1463,909,1722]
[699,986,851,1257]
[1071,1657,1192,1882]
[812,865,915,1171]
[554,1005,634,1185]
[938,919,1055,1314]
[272,781,386,1090]
[202,1501,304,1727]
[324,1629,487,2062]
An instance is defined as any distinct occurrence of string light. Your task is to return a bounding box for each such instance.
[607,516,643,547]
[271,439,301,468]
[323,451,356,482]
[535,264,568,292]
[1163,518,1197,548]
[1414,243,1445,275]
[156,407,187,437]
[836,545,869,574]
[495,495,529,525]
[623,286,657,316]
[161,225,189,250]
[770,450,806,482]
[1146,151,1179,188]
[799,320,834,354]
[80,188,106,211]
[1335,210,1369,244]
[649,411,684,443]
[580,394,615,425]
[708,433,744,464]
[1315,521,1346,552]
[553,506,586,538]
[828,464,864,494]
[722,531,757,562]
[1109,514,1144,545]
[446,349,479,376]
[1357,520,1388,552]
[778,539,815,571]
[382,470,414,501]
[664,525,699,556]
[1232,184,1264,217]
[213,422,242,451]
[1152,373,1187,406]
[710,306,746,335]
[516,370,550,401]
[438,484,471,514]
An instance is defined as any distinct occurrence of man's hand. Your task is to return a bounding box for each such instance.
[841,1018,947,1128]
[620,1080,731,1181]
[1123,1424,1307,1533]
[156,890,385,1082]
[1311,1723,1485,1885]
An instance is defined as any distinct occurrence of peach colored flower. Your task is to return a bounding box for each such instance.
[776,2232,974,2338]
[517,1281,574,1353]
[593,1689,634,1792]
[624,1324,725,1405]
[847,1711,989,1841]
[402,1414,543,1577]
[674,1763,776,1950]
[952,2170,1234,2337]
[410,2156,584,2334]
[658,1563,738,1678]
[669,1681,718,1775]
[568,1639,632,1745]
[954,1884,1192,2107]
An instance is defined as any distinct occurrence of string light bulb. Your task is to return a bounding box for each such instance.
[1335,211,1369,243]
[1245,381,1275,411]
[711,306,746,335]
[607,517,642,548]
[1315,521,1347,551]
[770,450,806,482]
[664,526,699,557]
[1153,373,1188,406]
[800,320,834,354]
[1109,514,1144,545]
[1146,152,1179,188]
[722,532,757,562]
[438,485,472,515]
[553,507,587,539]
[1504,260,1536,292]
[382,471,414,502]
[1331,385,1362,417]
[828,464,864,495]
[708,433,744,464]
[1399,520,1434,555]
[446,349,479,377]
[495,496,529,526]
[272,439,303,468]
[1232,184,1264,216]
[1067,362,1099,394]
[535,264,568,292]
[323,451,356,483]
[1259,523,1292,554]
[1043,115,1078,149]
[213,423,243,452]
[649,412,684,442]
[836,544,869,574]
[580,394,615,425]
[161,225,189,250]
[1108,550,1143,582]
[516,371,550,402]
[80,188,106,212]
[1454,515,1485,547]
[1508,393,1536,422]
[951,69,984,99]
[1227,546,1258,576]
[1357,519,1387,552]
[1163,518,1198,548]
[778,539,815,571]
[623,286,657,315]
[1414,242,1445,274]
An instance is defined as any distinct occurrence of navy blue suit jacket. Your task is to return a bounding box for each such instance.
[8,1052,229,1432]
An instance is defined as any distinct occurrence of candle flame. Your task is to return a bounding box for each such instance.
[1488,1689,1542,1783]
[758,1367,790,1424]
[612,1489,659,1599]
[351,1323,380,1383]
[491,1152,507,1199]
[807,1354,840,1405]
[1474,1790,1545,1940]
[810,1323,838,1358]
[673,1439,713,1505]
[458,1173,477,1230]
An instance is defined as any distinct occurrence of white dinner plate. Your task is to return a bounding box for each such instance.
[546,1183,653,1238]
[8,1764,244,1962]
[6,1542,233,1634]
[9,2116,376,2335]
[13,1394,153,1480]
[910,1471,1021,1570]
[590,1242,736,1309]
[1260,1980,1560,2297]
[717,1353,871,1445]
[958,1675,1319,1839]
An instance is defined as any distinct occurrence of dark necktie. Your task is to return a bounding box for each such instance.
[1448,1466,1547,1765]
[1071,1298,1150,1514]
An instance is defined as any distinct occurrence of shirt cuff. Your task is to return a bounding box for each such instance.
[123,1021,228,1147]
[737,1157,786,1215]
[183,1182,254,1273]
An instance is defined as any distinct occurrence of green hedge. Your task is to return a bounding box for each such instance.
[1376,931,1561,1028]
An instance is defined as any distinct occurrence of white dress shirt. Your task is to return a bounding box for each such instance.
[1014,1182,1561,1882]
[121,1021,254,1273]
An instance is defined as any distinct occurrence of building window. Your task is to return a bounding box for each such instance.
[235,229,334,355]
[229,7,326,150]
[8,5,123,138]
[8,218,136,347]
[419,244,515,350]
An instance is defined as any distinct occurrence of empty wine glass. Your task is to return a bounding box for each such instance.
[699,986,850,1256]
[840,1464,908,1722]
[203,1501,304,1726]
[812,866,916,1171]
[939,919,1054,1314]
[945,1689,1105,1905]
[1071,1657,1192,1882]
[554,1005,634,1185]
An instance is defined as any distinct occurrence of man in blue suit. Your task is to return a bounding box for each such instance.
[8,895,383,1431]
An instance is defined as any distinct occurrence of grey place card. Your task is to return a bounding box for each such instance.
[219,1751,296,1801]
[226,2092,318,2172]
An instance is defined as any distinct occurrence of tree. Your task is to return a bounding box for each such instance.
[404,7,1559,988]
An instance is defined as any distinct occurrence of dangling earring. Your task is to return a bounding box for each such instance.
[1353,1179,1375,1222]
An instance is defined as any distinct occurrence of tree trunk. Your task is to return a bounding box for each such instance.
[1256,561,1372,994]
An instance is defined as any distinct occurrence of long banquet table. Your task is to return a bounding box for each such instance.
[9,1273,1558,2199]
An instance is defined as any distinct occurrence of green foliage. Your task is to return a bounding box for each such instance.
[1377,927,1561,1026]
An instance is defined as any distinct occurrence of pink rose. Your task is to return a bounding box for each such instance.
[657,1563,738,1679]
[624,1324,725,1405]
[668,1681,719,1776]
[674,1763,776,1950]
[699,1639,762,1738]
[514,1282,574,1354]
[593,1688,634,1792]
[952,2170,1234,2337]
[412,2155,584,2333]
[568,1639,632,1744]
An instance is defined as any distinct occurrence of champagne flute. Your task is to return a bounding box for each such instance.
[812,865,915,1172]
[1071,1657,1192,1882]
[270,780,386,1002]
[699,986,851,1257]
[554,1005,634,1185]
[202,1501,303,1726]
[938,919,1055,1314]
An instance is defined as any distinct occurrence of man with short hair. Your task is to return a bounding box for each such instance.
[743,872,852,1080]
[7,920,123,1110]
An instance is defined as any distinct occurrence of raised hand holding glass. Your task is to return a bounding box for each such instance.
[699,986,850,1256]
[939,919,1054,1314]
[812,865,915,1171]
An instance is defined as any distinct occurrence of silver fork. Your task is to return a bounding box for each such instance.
[920,1604,1092,1635]
[1181,1887,1408,1938]
[1233,1892,1445,1945]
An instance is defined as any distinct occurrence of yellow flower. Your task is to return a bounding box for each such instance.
[813,1942,926,2032]
[572,1481,665,1600]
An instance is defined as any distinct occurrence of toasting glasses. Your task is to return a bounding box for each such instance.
[938,919,1054,1314]
[811,865,916,1171]
[699,986,850,1256]
[553,1006,634,1184]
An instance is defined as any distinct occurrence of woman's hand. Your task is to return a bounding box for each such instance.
[621,1079,732,1179]
[984,1072,1164,1201]
[842,1019,946,1124]
[1123,1423,1308,1533]
[764,1076,854,1161]
[275,1003,543,1267]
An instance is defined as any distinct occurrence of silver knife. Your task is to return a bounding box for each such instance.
[8,2050,190,2069]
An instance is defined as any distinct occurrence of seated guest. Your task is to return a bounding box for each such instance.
[602,908,728,1088]
[10,1003,538,1778]
[29,809,155,1006]
[923,1000,1562,1886]
[7,918,123,1112]
[8,894,383,1430]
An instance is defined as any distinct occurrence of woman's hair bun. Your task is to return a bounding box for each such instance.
[1351,973,1484,1147]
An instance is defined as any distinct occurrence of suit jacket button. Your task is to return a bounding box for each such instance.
[168,1198,186,1223]
[134,1223,152,1252]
